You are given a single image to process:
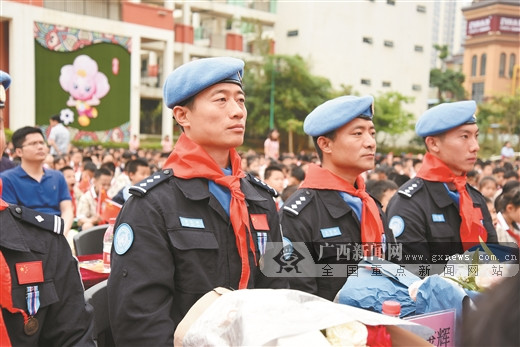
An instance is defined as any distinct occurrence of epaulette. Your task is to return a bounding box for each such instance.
[282,189,313,216]
[8,205,64,234]
[129,168,174,197]
[397,178,424,198]
[247,173,278,197]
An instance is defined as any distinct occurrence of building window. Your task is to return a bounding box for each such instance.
[384,40,394,47]
[363,37,373,44]
[287,30,298,37]
[414,45,423,52]
[361,79,371,86]
[412,84,422,91]
[387,0,395,5]
[416,5,426,13]
[382,81,391,87]
[499,53,506,77]
[472,82,485,104]
[480,53,486,76]
[471,55,477,76]
[509,53,517,78]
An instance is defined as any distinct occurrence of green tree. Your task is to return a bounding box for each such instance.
[373,91,415,147]
[429,44,466,103]
[243,55,332,141]
[477,89,520,153]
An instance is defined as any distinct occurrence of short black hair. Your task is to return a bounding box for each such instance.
[264,165,284,181]
[94,167,113,179]
[125,158,150,174]
[11,126,44,149]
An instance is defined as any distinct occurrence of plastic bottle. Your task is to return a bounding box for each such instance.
[103,218,116,272]
[382,300,401,318]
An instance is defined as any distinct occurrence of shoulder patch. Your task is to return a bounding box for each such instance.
[282,189,313,216]
[247,173,278,197]
[8,205,63,234]
[388,215,405,238]
[129,169,173,197]
[397,178,424,198]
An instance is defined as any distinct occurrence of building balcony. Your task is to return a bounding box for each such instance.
[121,1,173,30]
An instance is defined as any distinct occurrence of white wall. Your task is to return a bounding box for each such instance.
[274,1,433,125]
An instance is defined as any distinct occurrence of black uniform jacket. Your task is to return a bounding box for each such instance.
[1,205,94,346]
[385,177,497,266]
[279,188,395,301]
[107,170,288,346]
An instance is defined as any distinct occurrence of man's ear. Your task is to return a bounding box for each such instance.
[425,136,441,154]
[173,106,190,129]
[14,147,23,158]
[316,136,332,155]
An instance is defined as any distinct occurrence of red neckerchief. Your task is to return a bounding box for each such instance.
[300,164,383,255]
[416,153,487,250]
[163,133,255,289]
[1,179,29,346]
[506,228,520,245]
[0,180,8,211]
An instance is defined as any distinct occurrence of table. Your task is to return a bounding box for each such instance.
[78,254,110,289]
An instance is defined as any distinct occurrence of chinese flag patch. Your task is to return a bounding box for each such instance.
[16,261,44,285]
[250,214,269,230]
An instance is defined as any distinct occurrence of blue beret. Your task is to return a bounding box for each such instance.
[303,95,374,137]
[163,57,244,108]
[415,100,477,137]
[0,71,11,90]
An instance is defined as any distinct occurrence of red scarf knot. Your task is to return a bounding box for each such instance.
[300,164,383,256]
[416,153,487,250]
[163,134,256,289]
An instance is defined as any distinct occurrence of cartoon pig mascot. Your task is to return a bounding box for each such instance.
[60,55,110,126]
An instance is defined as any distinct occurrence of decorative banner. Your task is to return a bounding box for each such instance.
[467,15,520,36]
[34,22,131,139]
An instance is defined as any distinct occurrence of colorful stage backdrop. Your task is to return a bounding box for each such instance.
[34,22,132,143]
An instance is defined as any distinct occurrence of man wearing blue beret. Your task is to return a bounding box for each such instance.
[108,57,287,345]
[0,71,95,345]
[279,95,395,301]
[386,101,498,274]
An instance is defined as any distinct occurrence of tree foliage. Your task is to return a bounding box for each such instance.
[429,44,466,103]
[430,68,466,103]
[373,91,415,147]
[243,55,332,139]
[477,89,520,145]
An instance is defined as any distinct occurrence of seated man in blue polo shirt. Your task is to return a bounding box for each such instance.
[0,126,73,236]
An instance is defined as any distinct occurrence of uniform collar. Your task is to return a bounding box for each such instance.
[425,180,462,209]
[318,190,355,220]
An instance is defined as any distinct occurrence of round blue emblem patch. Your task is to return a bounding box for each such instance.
[114,223,134,255]
[389,216,405,238]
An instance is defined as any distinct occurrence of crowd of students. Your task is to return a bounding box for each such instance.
[1,133,519,249]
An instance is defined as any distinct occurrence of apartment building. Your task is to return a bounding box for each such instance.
[0,0,276,141]
[273,0,433,122]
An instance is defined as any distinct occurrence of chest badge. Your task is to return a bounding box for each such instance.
[179,217,205,229]
[16,261,44,285]
[432,214,446,223]
[320,226,342,239]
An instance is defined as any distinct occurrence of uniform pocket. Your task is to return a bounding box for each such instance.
[12,281,59,312]
[429,222,455,240]
[168,229,219,293]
